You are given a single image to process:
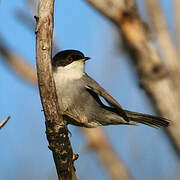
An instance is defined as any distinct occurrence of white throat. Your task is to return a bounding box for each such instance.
[53,60,85,82]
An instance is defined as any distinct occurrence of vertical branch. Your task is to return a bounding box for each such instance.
[35,0,76,179]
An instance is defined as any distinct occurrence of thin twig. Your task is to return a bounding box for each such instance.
[36,0,76,179]
[0,116,10,129]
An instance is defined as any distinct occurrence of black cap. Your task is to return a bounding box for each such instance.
[52,50,90,67]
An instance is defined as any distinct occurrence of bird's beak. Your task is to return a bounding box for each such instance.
[84,57,91,61]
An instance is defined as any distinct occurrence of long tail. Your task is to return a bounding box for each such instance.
[125,110,170,128]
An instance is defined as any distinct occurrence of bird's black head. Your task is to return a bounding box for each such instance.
[52,50,90,67]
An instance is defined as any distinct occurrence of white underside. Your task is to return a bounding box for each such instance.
[53,60,85,111]
[53,60,85,82]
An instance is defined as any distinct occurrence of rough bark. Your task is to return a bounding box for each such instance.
[35,1,76,179]
[86,0,180,155]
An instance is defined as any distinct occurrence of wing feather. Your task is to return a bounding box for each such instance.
[82,74,129,122]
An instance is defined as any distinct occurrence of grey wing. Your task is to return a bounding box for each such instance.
[81,74,129,122]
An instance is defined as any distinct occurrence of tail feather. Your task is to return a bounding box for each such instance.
[125,110,170,128]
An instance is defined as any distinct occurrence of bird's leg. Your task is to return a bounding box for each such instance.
[59,110,80,122]
[59,110,82,136]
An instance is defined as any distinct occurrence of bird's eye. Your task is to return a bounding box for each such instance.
[66,56,73,63]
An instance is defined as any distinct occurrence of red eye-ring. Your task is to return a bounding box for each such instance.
[66,56,73,63]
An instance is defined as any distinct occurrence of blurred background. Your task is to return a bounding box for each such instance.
[0,0,180,179]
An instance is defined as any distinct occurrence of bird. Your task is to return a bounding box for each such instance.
[52,49,170,128]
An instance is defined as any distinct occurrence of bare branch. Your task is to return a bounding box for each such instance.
[173,0,180,50]
[0,116,10,129]
[85,0,180,155]
[83,128,132,180]
[86,0,125,23]
[86,0,135,24]
[0,35,37,85]
[145,0,179,71]
[36,1,76,179]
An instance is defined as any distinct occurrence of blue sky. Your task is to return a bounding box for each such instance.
[0,0,179,180]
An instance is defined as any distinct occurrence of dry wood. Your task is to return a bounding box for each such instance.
[35,1,76,179]
[0,116,10,129]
